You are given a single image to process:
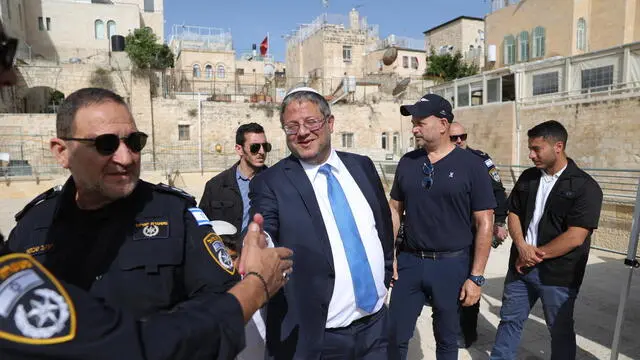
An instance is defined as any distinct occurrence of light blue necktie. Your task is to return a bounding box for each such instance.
[318,164,377,313]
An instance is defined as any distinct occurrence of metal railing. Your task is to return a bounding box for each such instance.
[520,81,640,107]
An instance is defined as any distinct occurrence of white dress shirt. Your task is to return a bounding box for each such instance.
[299,150,386,328]
[525,165,567,246]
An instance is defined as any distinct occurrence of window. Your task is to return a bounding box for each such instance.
[381,132,388,149]
[236,68,244,76]
[503,35,515,65]
[533,26,545,58]
[216,65,225,79]
[46,17,51,31]
[178,125,190,141]
[38,17,45,31]
[144,0,154,12]
[94,20,104,39]
[402,56,408,68]
[341,133,354,148]
[377,60,383,71]
[107,20,116,39]
[192,64,201,78]
[411,57,419,70]
[457,84,470,107]
[392,132,399,153]
[487,78,501,103]
[577,18,587,51]
[532,71,559,96]
[343,46,352,62]
[581,65,614,92]
[18,4,22,26]
[204,65,213,79]
[518,31,529,62]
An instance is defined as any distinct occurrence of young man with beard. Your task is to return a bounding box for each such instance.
[199,122,271,255]
[490,120,603,360]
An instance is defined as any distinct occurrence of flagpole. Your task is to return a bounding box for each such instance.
[267,32,270,58]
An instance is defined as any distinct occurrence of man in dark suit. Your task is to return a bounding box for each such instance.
[249,87,395,359]
[199,122,270,255]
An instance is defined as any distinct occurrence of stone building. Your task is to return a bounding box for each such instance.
[485,0,640,70]
[169,25,285,101]
[0,0,163,64]
[424,16,485,68]
[364,34,427,78]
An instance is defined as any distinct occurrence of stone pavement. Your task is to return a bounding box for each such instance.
[404,241,640,360]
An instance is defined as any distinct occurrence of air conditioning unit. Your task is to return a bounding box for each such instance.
[488,44,497,62]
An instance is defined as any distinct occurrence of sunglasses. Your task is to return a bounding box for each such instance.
[422,161,434,190]
[61,132,148,156]
[249,142,272,154]
[0,35,17,71]
[450,134,468,142]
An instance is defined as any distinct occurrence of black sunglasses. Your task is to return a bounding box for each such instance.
[450,134,468,142]
[249,142,272,154]
[0,35,17,71]
[422,160,434,190]
[61,132,148,156]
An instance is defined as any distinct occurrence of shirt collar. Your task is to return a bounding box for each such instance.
[299,149,341,181]
[236,166,251,182]
[541,164,568,183]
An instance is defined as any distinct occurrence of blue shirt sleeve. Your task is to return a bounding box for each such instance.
[390,157,405,202]
[470,156,497,212]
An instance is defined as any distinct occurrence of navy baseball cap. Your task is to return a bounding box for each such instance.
[400,93,454,123]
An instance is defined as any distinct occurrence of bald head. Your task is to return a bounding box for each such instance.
[449,122,467,149]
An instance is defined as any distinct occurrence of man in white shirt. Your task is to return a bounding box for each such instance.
[490,120,603,360]
[248,87,395,359]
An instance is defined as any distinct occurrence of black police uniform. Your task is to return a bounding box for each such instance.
[4,177,244,359]
[459,147,509,347]
[0,247,247,359]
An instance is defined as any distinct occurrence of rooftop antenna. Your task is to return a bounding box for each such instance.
[322,0,329,8]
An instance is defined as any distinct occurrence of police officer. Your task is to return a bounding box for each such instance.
[0,215,294,359]
[3,83,294,358]
[449,122,508,348]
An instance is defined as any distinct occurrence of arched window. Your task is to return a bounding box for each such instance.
[94,20,104,40]
[503,35,515,65]
[577,18,587,51]
[107,20,116,39]
[519,31,529,62]
[216,64,225,79]
[533,26,546,58]
[192,64,201,78]
[381,132,388,149]
[205,64,213,79]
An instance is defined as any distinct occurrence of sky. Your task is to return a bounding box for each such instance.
[163,0,490,62]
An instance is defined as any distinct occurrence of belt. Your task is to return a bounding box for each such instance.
[326,307,385,332]
[402,247,468,260]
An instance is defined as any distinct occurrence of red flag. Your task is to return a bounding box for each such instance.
[260,36,268,56]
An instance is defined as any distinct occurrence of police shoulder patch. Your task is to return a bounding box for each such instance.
[0,253,76,345]
[489,167,501,182]
[188,207,211,227]
[15,185,63,221]
[202,233,236,275]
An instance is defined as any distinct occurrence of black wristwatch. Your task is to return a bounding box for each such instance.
[469,275,486,287]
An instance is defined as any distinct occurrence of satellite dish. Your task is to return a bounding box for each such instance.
[382,47,398,66]
[392,77,411,96]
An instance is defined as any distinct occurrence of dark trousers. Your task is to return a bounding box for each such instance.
[490,268,579,360]
[321,306,395,360]
[389,250,469,360]
[459,301,479,340]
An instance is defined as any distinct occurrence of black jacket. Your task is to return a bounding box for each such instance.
[508,159,603,288]
[7,178,244,359]
[468,147,508,224]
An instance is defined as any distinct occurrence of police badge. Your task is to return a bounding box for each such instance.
[202,233,236,275]
[0,253,76,345]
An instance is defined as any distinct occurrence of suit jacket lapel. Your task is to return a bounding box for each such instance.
[338,152,379,221]
[282,155,335,271]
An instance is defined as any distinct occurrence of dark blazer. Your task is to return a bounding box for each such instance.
[249,151,394,360]
[507,158,603,288]
[199,163,244,249]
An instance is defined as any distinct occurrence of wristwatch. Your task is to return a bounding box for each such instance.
[469,275,486,287]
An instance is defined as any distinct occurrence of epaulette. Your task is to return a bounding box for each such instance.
[468,147,489,159]
[15,185,63,221]
[154,183,197,204]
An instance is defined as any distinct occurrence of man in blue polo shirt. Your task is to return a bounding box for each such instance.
[388,94,496,360]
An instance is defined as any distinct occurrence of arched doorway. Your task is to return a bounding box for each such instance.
[21,86,65,113]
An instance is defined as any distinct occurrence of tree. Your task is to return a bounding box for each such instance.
[424,47,479,83]
[125,27,174,70]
